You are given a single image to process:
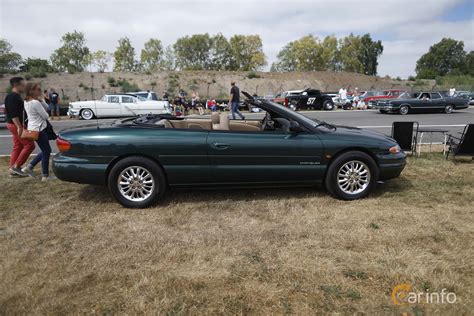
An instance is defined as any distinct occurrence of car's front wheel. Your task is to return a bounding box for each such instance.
[399,105,409,115]
[325,151,379,200]
[108,156,167,208]
[80,109,95,120]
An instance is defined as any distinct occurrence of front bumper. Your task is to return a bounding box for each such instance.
[377,151,407,180]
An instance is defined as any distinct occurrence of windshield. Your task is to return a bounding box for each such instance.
[136,95,147,101]
[264,100,321,127]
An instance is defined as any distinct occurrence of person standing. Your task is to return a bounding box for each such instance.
[229,81,244,120]
[22,82,55,181]
[49,88,60,120]
[43,89,51,115]
[5,77,35,177]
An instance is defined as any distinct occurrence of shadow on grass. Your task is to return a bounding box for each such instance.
[76,176,412,207]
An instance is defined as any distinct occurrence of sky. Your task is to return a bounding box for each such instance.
[0,0,473,78]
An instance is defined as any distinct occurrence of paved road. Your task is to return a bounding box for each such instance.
[0,108,473,155]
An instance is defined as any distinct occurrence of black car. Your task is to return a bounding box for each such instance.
[376,92,469,114]
[290,88,335,111]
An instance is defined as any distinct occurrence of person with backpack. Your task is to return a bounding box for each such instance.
[49,88,60,120]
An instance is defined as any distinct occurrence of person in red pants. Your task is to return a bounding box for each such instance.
[4,77,35,177]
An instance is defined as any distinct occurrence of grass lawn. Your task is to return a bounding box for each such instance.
[0,155,473,314]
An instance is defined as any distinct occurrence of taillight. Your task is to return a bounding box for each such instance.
[56,137,71,152]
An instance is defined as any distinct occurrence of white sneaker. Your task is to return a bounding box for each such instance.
[41,175,57,181]
[21,167,37,178]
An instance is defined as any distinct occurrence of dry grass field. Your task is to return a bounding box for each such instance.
[0,155,473,315]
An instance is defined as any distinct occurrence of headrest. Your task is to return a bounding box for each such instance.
[211,112,220,124]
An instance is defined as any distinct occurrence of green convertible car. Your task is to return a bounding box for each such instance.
[53,92,406,208]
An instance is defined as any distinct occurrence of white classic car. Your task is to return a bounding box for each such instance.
[68,94,171,120]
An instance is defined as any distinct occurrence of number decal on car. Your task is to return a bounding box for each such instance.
[307,97,316,105]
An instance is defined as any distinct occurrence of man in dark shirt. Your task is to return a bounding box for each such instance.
[5,77,35,177]
[229,81,245,120]
[49,88,60,120]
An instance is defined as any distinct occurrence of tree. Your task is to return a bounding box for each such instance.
[140,38,164,72]
[208,33,233,70]
[174,34,212,70]
[50,31,90,73]
[90,50,111,72]
[113,37,136,72]
[358,34,383,75]
[0,38,22,74]
[271,35,338,72]
[464,51,474,76]
[229,35,266,71]
[416,38,466,78]
[339,34,364,73]
[162,45,175,70]
[320,35,340,71]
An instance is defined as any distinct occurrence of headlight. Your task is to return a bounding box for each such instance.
[389,145,401,154]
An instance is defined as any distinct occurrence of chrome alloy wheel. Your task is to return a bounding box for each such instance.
[337,160,371,195]
[118,166,155,202]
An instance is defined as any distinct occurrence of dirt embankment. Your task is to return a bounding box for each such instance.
[0,71,428,102]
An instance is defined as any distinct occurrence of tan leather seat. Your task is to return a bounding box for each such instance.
[211,112,221,130]
[157,119,173,128]
[230,122,261,132]
[219,113,230,130]
[169,120,187,129]
[186,119,212,130]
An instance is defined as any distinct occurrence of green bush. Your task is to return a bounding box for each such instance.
[247,71,261,79]
[117,78,140,93]
[107,76,118,87]
[24,73,32,81]
[408,76,416,81]
[436,75,474,91]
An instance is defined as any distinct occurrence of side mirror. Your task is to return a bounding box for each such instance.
[289,120,302,133]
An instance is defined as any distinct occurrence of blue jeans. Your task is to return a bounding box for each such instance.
[30,130,51,176]
[231,102,244,120]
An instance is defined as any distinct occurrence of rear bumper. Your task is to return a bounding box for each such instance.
[52,154,109,185]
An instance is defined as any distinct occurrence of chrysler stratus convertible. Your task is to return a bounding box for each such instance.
[53,92,406,208]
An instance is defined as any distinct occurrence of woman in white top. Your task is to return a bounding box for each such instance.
[22,82,55,180]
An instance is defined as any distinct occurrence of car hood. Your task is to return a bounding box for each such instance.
[329,125,397,144]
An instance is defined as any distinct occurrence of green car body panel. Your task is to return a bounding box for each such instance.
[53,124,406,188]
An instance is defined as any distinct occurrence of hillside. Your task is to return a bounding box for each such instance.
[0,71,431,102]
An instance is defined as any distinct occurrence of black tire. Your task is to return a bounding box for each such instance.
[108,156,167,208]
[323,100,335,111]
[444,104,454,114]
[379,109,387,114]
[399,105,409,115]
[80,108,95,120]
[325,151,379,200]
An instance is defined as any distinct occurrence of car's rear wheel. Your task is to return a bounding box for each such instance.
[399,105,409,115]
[379,109,387,114]
[325,151,379,200]
[80,109,95,120]
[323,100,335,111]
[444,104,454,114]
[108,156,166,208]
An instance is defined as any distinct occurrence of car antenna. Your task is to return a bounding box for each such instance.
[88,63,99,130]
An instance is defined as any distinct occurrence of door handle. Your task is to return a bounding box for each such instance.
[212,142,230,150]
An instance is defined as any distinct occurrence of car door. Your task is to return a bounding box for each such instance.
[121,95,140,116]
[207,129,324,185]
[99,95,121,116]
[430,93,443,108]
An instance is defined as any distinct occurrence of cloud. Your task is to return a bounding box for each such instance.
[0,0,472,77]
